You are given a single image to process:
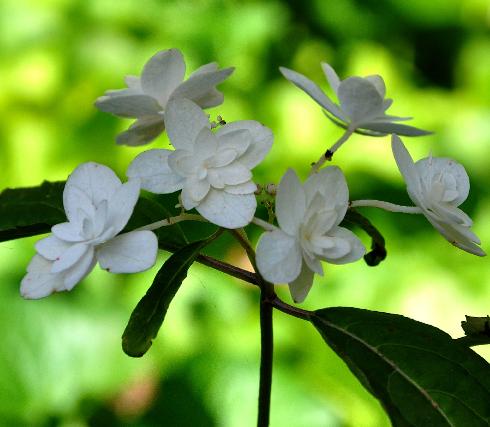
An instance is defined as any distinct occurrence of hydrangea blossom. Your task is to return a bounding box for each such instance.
[279,63,430,137]
[255,168,365,303]
[95,48,234,146]
[392,134,485,256]
[127,98,273,229]
[21,163,158,299]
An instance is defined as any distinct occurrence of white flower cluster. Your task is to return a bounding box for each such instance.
[20,48,485,303]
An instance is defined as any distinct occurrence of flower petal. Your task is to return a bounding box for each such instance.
[197,189,256,228]
[164,98,211,151]
[65,162,122,209]
[288,260,315,303]
[321,62,340,94]
[224,181,257,195]
[276,169,306,236]
[141,49,185,106]
[62,246,96,291]
[185,177,211,202]
[51,242,90,274]
[94,94,161,118]
[361,121,432,136]
[97,231,158,273]
[321,227,365,265]
[216,121,273,169]
[35,235,72,261]
[256,229,302,284]
[279,67,347,122]
[337,77,384,125]
[216,128,251,158]
[170,67,234,108]
[20,255,64,299]
[116,116,165,146]
[217,162,252,186]
[127,149,185,194]
[415,157,469,206]
[365,75,386,99]
[106,179,141,236]
[52,222,85,242]
[305,166,349,222]
[391,135,423,202]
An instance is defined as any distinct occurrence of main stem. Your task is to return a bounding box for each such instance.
[229,229,275,427]
[258,288,273,427]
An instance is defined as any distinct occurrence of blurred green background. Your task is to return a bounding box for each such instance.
[0,0,489,425]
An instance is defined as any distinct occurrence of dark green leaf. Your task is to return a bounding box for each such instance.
[0,181,66,242]
[310,307,490,426]
[122,238,215,358]
[342,210,387,266]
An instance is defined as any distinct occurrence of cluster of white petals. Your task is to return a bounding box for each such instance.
[256,168,365,303]
[21,163,158,299]
[127,98,273,229]
[392,135,485,256]
[95,48,234,146]
[280,63,430,137]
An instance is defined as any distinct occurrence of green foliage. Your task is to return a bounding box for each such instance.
[0,181,65,242]
[311,307,490,426]
[122,238,218,358]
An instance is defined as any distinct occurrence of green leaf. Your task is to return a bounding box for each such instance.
[122,238,215,358]
[342,210,387,266]
[310,307,490,426]
[0,181,66,242]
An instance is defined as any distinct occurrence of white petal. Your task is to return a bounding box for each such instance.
[208,148,238,168]
[365,75,386,99]
[224,181,257,195]
[168,149,201,177]
[180,185,199,210]
[97,231,158,273]
[20,255,64,299]
[216,162,252,186]
[170,67,234,108]
[127,149,185,194]
[415,157,469,206]
[141,49,185,106]
[425,215,485,256]
[305,166,349,222]
[52,222,85,242]
[288,260,315,303]
[321,62,340,94]
[197,189,256,228]
[124,75,141,90]
[216,121,273,169]
[94,94,161,118]
[279,67,347,122]
[321,227,365,265]
[185,177,211,202]
[391,135,423,202]
[63,184,95,226]
[360,121,432,136]
[65,162,122,209]
[302,252,323,276]
[188,62,218,77]
[164,98,211,151]
[216,128,251,158]
[51,242,90,274]
[276,169,306,236]
[116,116,165,146]
[194,127,218,158]
[337,77,384,125]
[35,235,72,261]
[62,247,96,291]
[106,179,141,235]
[256,229,302,283]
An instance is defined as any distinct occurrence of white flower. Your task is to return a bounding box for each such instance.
[279,63,430,137]
[392,134,485,256]
[95,48,234,146]
[127,98,273,229]
[21,163,158,299]
[255,168,365,303]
